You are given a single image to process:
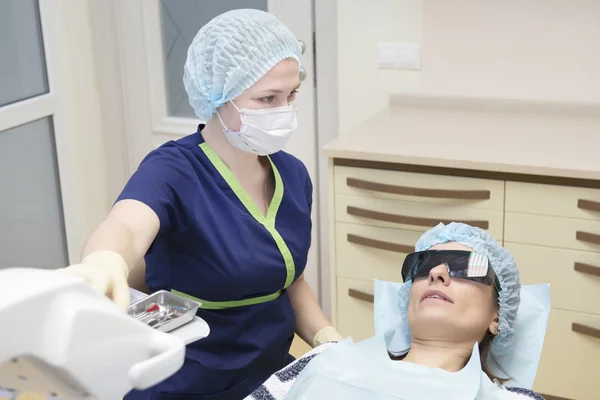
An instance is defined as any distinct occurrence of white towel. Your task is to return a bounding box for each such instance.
[244,342,546,400]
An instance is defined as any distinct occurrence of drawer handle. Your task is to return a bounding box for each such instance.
[347,178,491,200]
[348,288,374,304]
[347,234,414,254]
[347,206,490,230]
[576,231,600,246]
[578,199,600,213]
[574,262,600,277]
[572,322,600,339]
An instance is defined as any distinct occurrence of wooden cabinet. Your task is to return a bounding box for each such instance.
[532,309,600,400]
[335,222,418,282]
[329,164,600,400]
[335,166,506,210]
[336,277,376,342]
[506,243,600,315]
[505,181,600,221]
[504,182,600,400]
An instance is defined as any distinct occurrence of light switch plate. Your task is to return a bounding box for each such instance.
[377,43,421,70]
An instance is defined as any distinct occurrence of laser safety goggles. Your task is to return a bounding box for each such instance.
[401,250,501,293]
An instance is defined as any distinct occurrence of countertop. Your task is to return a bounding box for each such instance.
[323,96,600,181]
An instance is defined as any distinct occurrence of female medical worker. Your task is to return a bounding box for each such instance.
[58,9,342,400]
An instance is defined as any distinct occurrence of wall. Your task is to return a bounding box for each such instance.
[336,0,422,134]
[326,0,599,317]
[160,0,268,119]
[336,0,600,134]
[421,0,600,103]
[49,0,111,262]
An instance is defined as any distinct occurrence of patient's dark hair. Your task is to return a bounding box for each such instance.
[479,332,509,383]
[480,289,511,383]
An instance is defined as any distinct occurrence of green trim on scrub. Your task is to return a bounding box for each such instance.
[169,143,296,310]
[172,289,283,310]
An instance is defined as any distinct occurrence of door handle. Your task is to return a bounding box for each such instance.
[576,231,600,246]
[574,262,600,277]
[347,178,491,200]
[572,323,600,339]
[347,234,413,254]
[348,289,374,304]
[578,199,600,213]
[347,206,490,230]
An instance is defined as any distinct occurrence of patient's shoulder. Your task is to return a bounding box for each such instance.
[245,343,337,400]
[505,387,546,400]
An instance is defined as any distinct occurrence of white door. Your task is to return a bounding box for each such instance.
[112,0,321,298]
[0,0,109,269]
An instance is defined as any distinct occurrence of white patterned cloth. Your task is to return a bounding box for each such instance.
[245,343,334,400]
[245,343,546,400]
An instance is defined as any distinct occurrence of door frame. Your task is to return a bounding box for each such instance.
[95,0,295,173]
[313,1,339,317]
[0,0,110,265]
[91,0,340,316]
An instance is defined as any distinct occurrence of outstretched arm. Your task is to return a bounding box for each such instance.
[287,274,342,347]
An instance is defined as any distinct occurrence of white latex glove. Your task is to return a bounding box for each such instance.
[57,251,131,310]
[313,326,344,348]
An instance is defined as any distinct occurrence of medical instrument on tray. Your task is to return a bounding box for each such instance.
[127,291,200,333]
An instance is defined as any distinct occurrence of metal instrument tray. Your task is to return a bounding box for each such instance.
[127,290,200,333]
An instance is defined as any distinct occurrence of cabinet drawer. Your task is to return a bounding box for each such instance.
[505,242,600,315]
[335,223,421,282]
[336,277,375,342]
[505,213,600,254]
[335,166,505,210]
[506,181,600,221]
[335,194,504,240]
[534,309,600,400]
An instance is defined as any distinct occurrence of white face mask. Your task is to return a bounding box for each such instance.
[217,101,298,156]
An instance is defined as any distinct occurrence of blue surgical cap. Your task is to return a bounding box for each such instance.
[183,9,302,121]
[398,222,521,356]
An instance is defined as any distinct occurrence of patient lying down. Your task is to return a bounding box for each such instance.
[246,223,549,400]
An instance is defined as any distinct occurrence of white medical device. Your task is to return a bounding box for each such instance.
[0,268,210,399]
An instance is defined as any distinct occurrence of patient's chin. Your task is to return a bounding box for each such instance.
[410,311,468,339]
[413,299,455,322]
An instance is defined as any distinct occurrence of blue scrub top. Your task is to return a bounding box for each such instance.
[119,126,312,398]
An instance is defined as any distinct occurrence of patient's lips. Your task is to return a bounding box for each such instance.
[421,289,453,303]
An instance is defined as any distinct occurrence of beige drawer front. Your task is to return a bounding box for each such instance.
[335,194,504,240]
[505,242,600,315]
[336,222,421,282]
[505,213,600,254]
[534,309,600,400]
[506,181,600,221]
[336,277,375,342]
[335,166,505,210]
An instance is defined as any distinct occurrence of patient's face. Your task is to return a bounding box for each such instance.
[407,242,499,344]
